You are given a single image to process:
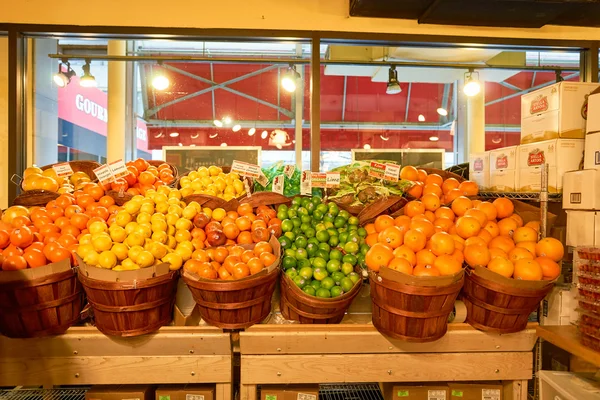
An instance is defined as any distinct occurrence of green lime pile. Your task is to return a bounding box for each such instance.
[277,196,368,298]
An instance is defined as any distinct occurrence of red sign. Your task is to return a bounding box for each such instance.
[527,149,546,166]
[136,118,148,152]
[530,95,549,115]
[58,75,108,136]
[473,158,484,172]
[496,155,508,169]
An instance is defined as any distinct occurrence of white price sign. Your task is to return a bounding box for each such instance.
[52,162,74,178]
[272,174,285,195]
[384,164,400,182]
[108,159,129,179]
[284,164,296,179]
[325,172,341,188]
[301,170,312,195]
[231,160,261,178]
[256,172,269,187]
[93,164,115,185]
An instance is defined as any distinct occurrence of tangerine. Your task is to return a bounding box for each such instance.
[513,226,538,243]
[434,254,462,276]
[404,201,425,218]
[535,238,564,262]
[378,226,404,249]
[497,217,518,237]
[425,174,443,187]
[508,247,534,264]
[416,249,437,266]
[429,232,455,256]
[422,193,441,212]
[476,202,498,221]
[365,243,394,272]
[464,244,491,267]
[403,229,427,252]
[458,180,479,196]
[413,265,441,277]
[516,241,537,255]
[393,245,417,266]
[489,235,515,254]
[455,216,481,239]
[451,196,473,217]
[536,256,561,280]
[434,207,455,221]
[493,198,514,219]
[388,257,413,275]
[487,257,514,278]
[441,178,460,194]
[400,166,419,181]
[374,215,395,233]
[423,184,443,198]
[513,259,543,280]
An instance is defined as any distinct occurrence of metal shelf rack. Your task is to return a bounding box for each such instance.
[478,192,562,202]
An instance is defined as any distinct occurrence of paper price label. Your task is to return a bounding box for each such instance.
[325,172,341,188]
[384,163,400,182]
[231,160,261,178]
[311,172,327,188]
[108,159,129,179]
[427,390,446,400]
[256,172,269,187]
[284,164,296,179]
[369,162,386,179]
[52,162,74,178]
[272,174,284,195]
[301,170,312,195]
[93,164,115,185]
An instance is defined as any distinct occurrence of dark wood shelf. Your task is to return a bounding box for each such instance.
[536,325,600,368]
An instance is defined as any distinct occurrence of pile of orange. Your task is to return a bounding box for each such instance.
[364,193,563,281]
[194,204,282,249]
[400,166,479,204]
[183,241,276,280]
[108,158,175,197]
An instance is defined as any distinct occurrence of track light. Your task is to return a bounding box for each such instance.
[223,116,232,125]
[429,135,440,142]
[248,128,256,136]
[386,66,401,95]
[261,130,268,139]
[463,69,481,97]
[213,120,223,127]
[169,132,179,137]
[281,65,300,93]
[53,61,76,88]
[232,124,241,132]
[80,59,97,88]
[418,114,426,122]
[437,108,448,116]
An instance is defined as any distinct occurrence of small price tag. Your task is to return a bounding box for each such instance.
[272,174,285,195]
[325,172,341,188]
[231,160,261,178]
[384,163,400,182]
[52,162,74,178]
[284,164,296,179]
[256,172,269,187]
[108,159,129,179]
[301,170,312,195]
[311,172,327,188]
[93,164,115,185]
[369,161,386,179]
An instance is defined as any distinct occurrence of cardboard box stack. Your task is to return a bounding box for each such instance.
[156,385,214,400]
[384,382,504,400]
[86,386,154,400]
[260,386,319,400]
[468,152,490,191]
[489,146,518,192]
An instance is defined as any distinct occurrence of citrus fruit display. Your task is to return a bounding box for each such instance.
[21,165,93,194]
[182,241,276,280]
[277,196,365,298]
[400,166,479,204]
[178,165,247,200]
[365,190,563,281]
[107,158,176,197]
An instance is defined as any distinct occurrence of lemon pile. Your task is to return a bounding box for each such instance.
[178,165,245,200]
[21,166,92,194]
[76,186,209,271]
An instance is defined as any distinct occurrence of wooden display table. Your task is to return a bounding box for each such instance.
[239,323,537,400]
[536,325,600,368]
[0,326,232,400]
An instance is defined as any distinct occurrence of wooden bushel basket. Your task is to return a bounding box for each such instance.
[78,268,178,337]
[369,269,464,342]
[0,261,83,338]
[183,268,278,329]
[462,266,555,333]
[279,272,362,324]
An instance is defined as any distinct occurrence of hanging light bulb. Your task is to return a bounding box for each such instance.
[213,119,223,127]
[261,130,268,139]
[79,59,97,88]
[223,116,232,125]
[429,135,440,142]
[53,60,76,88]
[363,144,371,149]
[437,108,448,116]
[152,74,169,90]
[248,128,256,136]
[281,65,300,93]
[232,124,241,132]
[169,132,179,137]
[386,66,401,95]
[463,69,481,97]
[418,114,426,122]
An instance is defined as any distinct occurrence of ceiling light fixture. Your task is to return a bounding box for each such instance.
[178,142,183,146]
[152,63,169,91]
[213,119,223,127]
[209,133,218,139]
[223,116,232,125]
[220,143,227,147]
[248,128,256,136]
[261,130,268,139]
[53,60,76,88]
[463,69,481,97]
[169,132,179,137]
[418,114,426,122]
[386,66,401,95]
[429,135,440,142]
[437,108,448,116]
[79,59,97,88]
[363,144,371,149]
[281,65,300,93]
[232,124,241,132]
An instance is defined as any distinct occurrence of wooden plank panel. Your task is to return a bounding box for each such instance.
[0,355,231,385]
[241,352,532,384]
[215,383,233,400]
[240,384,258,400]
[503,380,529,400]
[536,325,600,368]
[240,324,537,354]
[0,326,231,357]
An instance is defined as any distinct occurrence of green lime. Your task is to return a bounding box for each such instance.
[327,228,338,237]
[297,207,308,217]
[297,258,311,270]
[347,233,361,244]
[300,223,312,232]
[357,253,366,268]
[348,224,358,232]
[312,257,327,270]
[281,220,294,232]
[292,218,302,228]
[291,197,302,206]
[295,236,308,249]
[340,277,354,292]
[284,248,297,258]
[304,228,316,238]
[344,241,359,254]
[348,272,361,284]
[360,244,370,256]
[326,259,341,274]
[288,209,298,218]
[324,221,334,229]
[321,277,335,290]
[316,229,330,243]
[306,243,319,257]
[332,271,345,284]
[313,210,324,221]
[316,288,331,298]
[282,256,297,269]
[301,198,311,207]
[292,227,302,237]
[295,248,308,260]
[316,249,330,261]
[328,236,339,247]
[323,214,335,223]
[341,262,354,276]
[285,268,298,279]
[313,268,329,281]
[329,249,343,261]
[319,243,331,252]
[357,227,368,238]
[293,276,307,289]
[311,196,322,206]
[316,203,328,214]
[278,204,289,212]
[279,236,292,250]
[328,203,339,216]
[334,216,347,228]
[348,216,359,226]
[338,231,349,244]
[303,286,316,296]
[338,210,350,220]
[306,202,315,215]
[299,266,313,280]
[330,286,344,298]
[315,223,326,232]
[291,244,297,250]
[310,280,322,289]
[284,231,296,241]
[342,254,357,266]
[277,210,289,220]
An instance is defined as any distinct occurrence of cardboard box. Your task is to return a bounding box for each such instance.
[385,384,449,400]
[260,385,319,400]
[86,386,154,400]
[566,210,600,246]
[489,146,518,192]
[156,385,214,400]
[468,152,490,190]
[521,81,600,144]
[586,92,600,134]
[448,383,503,400]
[541,287,576,326]
[562,169,600,210]
[517,139,584,193]
[584,131,600,170]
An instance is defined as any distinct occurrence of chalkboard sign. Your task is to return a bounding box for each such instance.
[162,146,261,174]
[352,149,444,169]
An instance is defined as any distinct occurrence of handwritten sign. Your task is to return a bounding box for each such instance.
[52,162,74,178]
[384,164,400,182]
[301,171,312,195]
[284,164,296,179]
[256,172,269,187]
[369,162,386,179]
[325,172,341,188]
[231,160,261,178]
[93,164,114,185]
[108,159,129,179]
[272,174,284,195]
[311,172,327,188]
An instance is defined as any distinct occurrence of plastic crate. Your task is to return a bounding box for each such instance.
[539,371,600,400]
